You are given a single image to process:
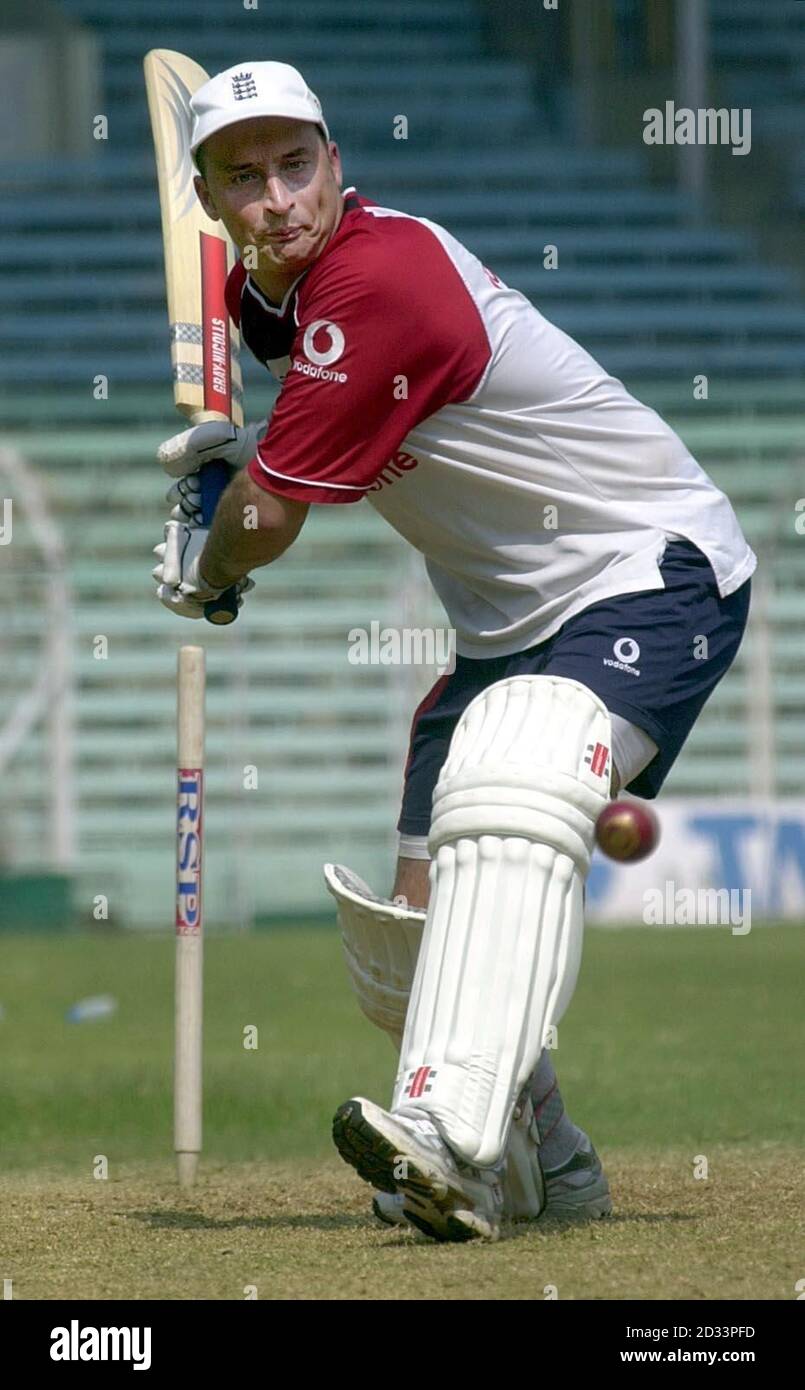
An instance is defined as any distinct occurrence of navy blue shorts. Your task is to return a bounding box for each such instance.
[398,540,751,836]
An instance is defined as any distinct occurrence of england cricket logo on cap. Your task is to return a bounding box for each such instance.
[231,71,258,101]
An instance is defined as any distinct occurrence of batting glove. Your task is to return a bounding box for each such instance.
[158,418,267,479]
[166,473,205,527]
[152,520,255,620]
[160,419,266,525]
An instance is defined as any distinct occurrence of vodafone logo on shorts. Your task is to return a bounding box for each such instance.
[603,636,641,676]
[295,319,348,383]
[614,637,640,665]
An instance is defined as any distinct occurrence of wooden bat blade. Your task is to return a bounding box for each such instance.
[144,48,243,428]
[145,48,243,624]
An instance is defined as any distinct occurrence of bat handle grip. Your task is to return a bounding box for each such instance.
[198,460,239,626]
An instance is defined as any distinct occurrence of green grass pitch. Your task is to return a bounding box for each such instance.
[1,924,802,1299]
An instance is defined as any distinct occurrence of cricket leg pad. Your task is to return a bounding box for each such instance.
[393,675,612,1168]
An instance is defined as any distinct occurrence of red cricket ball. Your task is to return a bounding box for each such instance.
[595,800,660,863]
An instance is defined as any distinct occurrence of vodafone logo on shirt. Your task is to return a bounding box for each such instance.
[304,319,345,365]
[294,319,348,383]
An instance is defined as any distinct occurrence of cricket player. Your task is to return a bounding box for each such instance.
[153,62,756,1241]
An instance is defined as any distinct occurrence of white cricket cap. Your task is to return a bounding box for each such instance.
[190,61,330,168]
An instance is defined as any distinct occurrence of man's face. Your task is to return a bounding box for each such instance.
[194,117,343,291]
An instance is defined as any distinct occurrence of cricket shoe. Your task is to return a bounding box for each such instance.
[540,1137,612,1220]
[370,1089,546,1229]
[373,1118,610,1227]
[333,1096,504,1242]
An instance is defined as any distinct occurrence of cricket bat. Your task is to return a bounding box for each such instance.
[144,48,244,625]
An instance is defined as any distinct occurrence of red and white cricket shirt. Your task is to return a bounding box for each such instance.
[226,190,756,658]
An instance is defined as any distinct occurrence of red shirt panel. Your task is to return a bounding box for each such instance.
[237,204,491,504]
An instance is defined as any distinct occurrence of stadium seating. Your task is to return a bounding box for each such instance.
[712,0,805,166]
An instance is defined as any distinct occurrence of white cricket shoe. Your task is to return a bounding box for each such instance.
[333,1096,504,1242]
[372,1122,611,1227]
[369,1086,545,1229]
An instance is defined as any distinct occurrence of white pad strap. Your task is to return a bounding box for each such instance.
[323,863,423,1047]
[393,676,611,1167]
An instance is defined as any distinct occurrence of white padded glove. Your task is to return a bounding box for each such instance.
[158,418,267,478]
[152,521,255,620]
[166,473,205,527]
[160,418,266,524]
